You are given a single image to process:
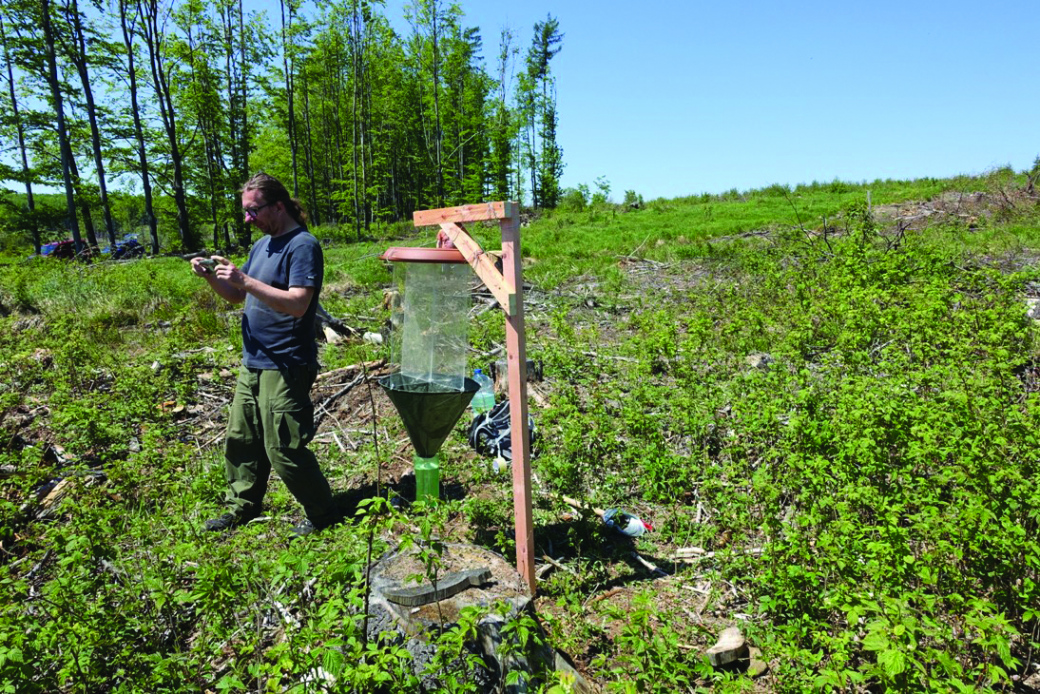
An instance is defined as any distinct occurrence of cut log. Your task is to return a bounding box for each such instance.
[366,543,596,693]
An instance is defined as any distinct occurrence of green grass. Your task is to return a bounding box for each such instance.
[1,172,1039,692]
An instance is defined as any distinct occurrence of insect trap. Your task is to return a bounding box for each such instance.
[378,247,478,502]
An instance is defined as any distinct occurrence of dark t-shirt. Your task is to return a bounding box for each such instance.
[240,227,323,369]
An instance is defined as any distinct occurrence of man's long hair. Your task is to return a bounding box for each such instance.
[242,173,308,226]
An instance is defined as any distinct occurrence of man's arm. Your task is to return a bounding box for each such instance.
[210,255,315,318]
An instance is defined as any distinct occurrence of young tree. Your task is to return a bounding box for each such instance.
[525,14,562,209]
[440,23,490,204]
[488,26,517,202]
[406,0,453,206]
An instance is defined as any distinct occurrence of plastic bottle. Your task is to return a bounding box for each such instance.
[414,454,440,502]
[471,368,495,416]
[603,508,653,537]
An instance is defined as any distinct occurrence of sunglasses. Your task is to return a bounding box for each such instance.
[243,202,275,219]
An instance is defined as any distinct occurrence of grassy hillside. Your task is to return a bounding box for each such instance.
[1,170,1039,692]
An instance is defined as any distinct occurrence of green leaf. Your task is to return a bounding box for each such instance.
[862,629,889,652]
[878,648,906,678]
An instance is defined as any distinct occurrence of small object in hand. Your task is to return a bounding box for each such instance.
[198,258,217,273]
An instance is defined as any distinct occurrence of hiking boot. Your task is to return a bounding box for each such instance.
[203,511,256,532]
[292,515,342,538]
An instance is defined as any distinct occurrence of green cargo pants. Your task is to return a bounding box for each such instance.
[223,364,335,526]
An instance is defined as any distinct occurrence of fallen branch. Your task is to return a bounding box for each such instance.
[580,350,638,363]
[315,359,386,384]
[560,494,605,517]
[314,373,365,429]
[541,554,577,576]
[671,547,763,563]
[631,551,668,577]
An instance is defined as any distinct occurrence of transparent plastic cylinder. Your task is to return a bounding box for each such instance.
[389,262,471,392]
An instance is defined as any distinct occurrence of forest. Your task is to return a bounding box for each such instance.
[0,0,564,254]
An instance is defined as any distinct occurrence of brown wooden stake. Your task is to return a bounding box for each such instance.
[412,201,536,594]
[500,212,535,593]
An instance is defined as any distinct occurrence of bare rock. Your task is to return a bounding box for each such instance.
[746,646,768,678]
[706,626,748,667]
[1027,298,1040,321]
[745,352,774,371]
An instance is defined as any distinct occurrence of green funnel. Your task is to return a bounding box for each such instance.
[379,373,478,458]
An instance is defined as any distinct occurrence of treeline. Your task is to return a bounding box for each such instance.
[0,0,564,254]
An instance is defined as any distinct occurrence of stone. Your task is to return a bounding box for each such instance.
[323,326,345,344]
[706,626,748,667]
[1027,298,1040,321]
[366,543,595,693]
[745,352,774,371]
[746,646,768,678]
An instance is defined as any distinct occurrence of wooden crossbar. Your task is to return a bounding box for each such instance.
[413,201,518,226]
[439,223,517,316]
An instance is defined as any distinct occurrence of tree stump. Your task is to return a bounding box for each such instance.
[366,542,595,693]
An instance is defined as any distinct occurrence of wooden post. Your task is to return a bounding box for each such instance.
[412,201,536,593]
[499,213,535,593]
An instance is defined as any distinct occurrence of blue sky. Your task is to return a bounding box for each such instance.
[386,0,1039,200]
[5,0,1036,203]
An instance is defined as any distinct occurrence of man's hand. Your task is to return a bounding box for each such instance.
[194,255,247,304]
[210,255,247,287]
[436,229,456,249]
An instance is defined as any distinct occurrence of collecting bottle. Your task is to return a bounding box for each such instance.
[470,368,495,415]
[414,454,440,502]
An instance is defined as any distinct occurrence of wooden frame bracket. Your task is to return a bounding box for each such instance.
[412,201,535,594]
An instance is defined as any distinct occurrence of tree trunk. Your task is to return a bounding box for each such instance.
[65,0,115,247]
[237,0,248,177]
[362,37,372,231]
[184,21,222,252]
[220,2,246,246]
[119,0,157,254]
[280,0,298,197]
[350,0,361,240]
[299,64,319,225]
[67,155,98,248]
[39,0,82,252]
[142,0,195,250]
[430,1,444,206]
[0,14,39,253]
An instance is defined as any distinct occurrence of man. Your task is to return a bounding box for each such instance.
[193,173,336,536]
